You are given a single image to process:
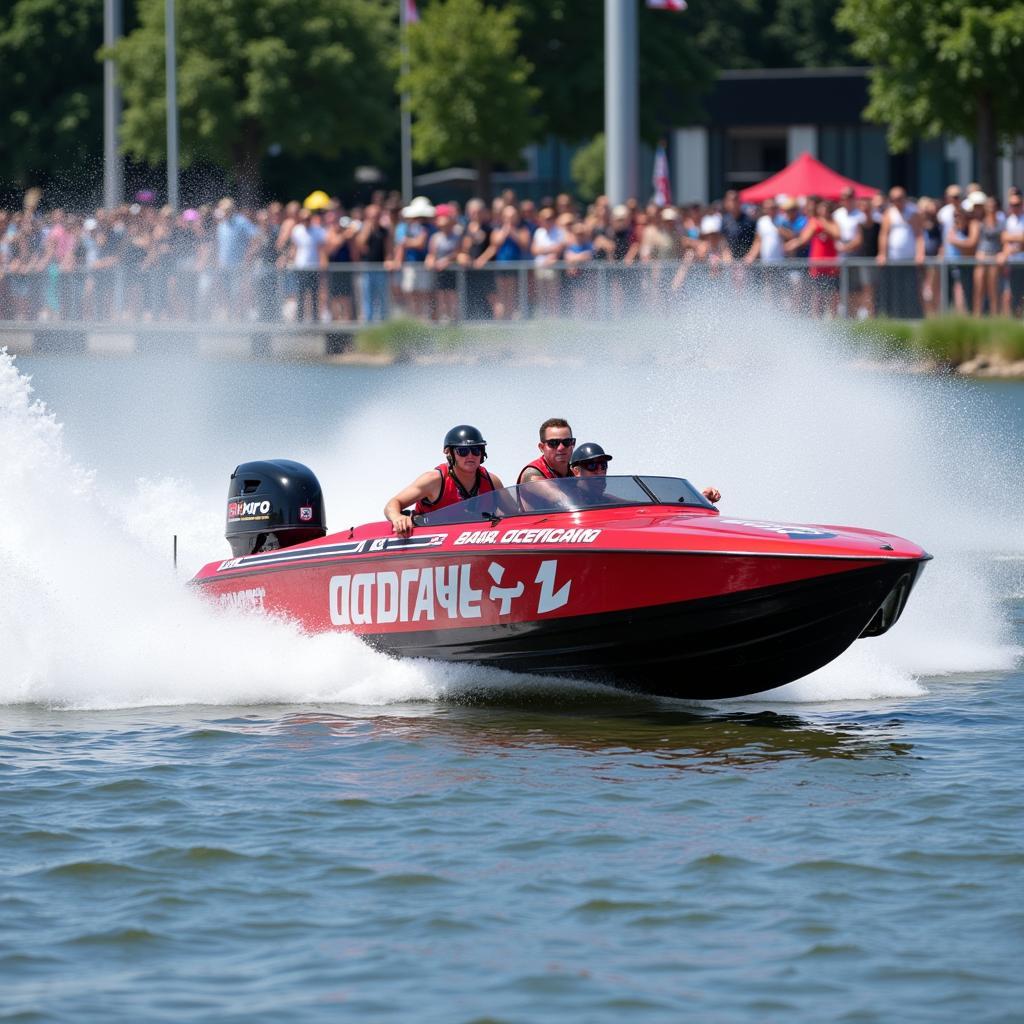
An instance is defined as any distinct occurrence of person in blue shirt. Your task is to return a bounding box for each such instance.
[214,197,259,317]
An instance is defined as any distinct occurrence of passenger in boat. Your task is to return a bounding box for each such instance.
[569,442,613,479]
[569,443,722,504]
[384,424,504,538]
[517,418,575,484]
[566,442,621,503]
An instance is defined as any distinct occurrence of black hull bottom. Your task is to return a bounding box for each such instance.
[364,560,926,700]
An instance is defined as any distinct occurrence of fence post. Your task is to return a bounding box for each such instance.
[456,266,467,323]
[839,261,850,318]
[518,264,529,319]
[114,266,125,320]
[939,258,948,314]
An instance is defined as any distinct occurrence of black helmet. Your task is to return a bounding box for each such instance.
[569,442,613,467]
[443,424,487,448]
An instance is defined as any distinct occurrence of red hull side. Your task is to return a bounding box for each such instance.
[196,548,892,636]
[191,505,929,697]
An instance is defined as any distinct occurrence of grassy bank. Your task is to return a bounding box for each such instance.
[353,318,467,360]
[350,314,1024,375]
[846,316,1024,368]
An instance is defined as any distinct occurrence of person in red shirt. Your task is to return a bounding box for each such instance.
[789,198,841,318]
[517,418,575,484]
[385,425,504,538]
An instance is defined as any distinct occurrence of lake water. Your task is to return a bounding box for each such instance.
[2,302,1022,1022]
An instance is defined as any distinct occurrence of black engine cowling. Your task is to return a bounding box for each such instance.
[226,459,326,557]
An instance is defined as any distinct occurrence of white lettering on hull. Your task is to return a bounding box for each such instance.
[217,587,266,611]
[453,528,601,546]
[329,560,568,627]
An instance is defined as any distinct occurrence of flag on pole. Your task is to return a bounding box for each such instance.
[405,0,420,23]
[646,0,688,10]
[652,142,672,207]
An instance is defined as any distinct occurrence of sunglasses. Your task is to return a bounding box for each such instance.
[454,445,485,457]
[579,461,608,472]
[543,438,576,449]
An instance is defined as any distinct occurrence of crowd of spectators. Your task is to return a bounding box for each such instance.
[1,181,1022,324]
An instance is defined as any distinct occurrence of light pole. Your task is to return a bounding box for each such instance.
[399,0,413,201]
[103,0,123,209]
[604,0,638,205]
[165,0,179,210]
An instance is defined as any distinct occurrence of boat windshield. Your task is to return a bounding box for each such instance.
[414,475,714,527]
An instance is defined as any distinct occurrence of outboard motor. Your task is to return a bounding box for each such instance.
[226,459,326,557]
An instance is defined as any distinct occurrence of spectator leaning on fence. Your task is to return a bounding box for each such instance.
[1002,188,1024,315]
[426,205,461,322]
[531,206,567,315]
[357,204,391,323]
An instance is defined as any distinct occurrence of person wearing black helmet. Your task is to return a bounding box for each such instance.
[564,442,630,504]
[384,424,504,538]
[568,441,614,478]
[569,442,721,503]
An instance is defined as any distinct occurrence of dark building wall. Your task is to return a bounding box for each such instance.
[698,69,954,198]
[705,69,870,127]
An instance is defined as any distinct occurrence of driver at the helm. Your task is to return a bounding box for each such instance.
[384,424,504,537]
[569,442,721,504]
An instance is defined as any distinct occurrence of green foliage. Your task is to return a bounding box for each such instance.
[505,0,716,141]
[918,316,1024,364]
[355,317,464,358]
[570,134,604,202]
[846,317,915,355]
[836,0,1024,186]
[401,0,538,178]
[0,0,103,188]
[1,0,865,196]
[763,0,856,67]
[112,0,395,193]
[847,315,1024,366]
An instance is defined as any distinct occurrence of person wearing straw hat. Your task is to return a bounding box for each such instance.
[396,196,435,317]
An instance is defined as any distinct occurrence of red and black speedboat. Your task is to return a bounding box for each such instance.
[192,460,930,700]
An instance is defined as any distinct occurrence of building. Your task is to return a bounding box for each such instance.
[414,67,1024,204]
[674,67,1023,202]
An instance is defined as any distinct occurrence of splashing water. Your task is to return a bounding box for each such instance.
[1,293,1020,710]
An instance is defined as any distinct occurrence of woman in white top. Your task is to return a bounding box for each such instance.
[878,187,921,316]
[288,209,327,322]
[742,199,788,304]
[878,188,919,263]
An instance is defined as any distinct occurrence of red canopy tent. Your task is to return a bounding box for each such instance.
[738,152,878,203]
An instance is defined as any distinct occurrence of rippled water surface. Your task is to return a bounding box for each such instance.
[3,306,1023,1020]
[3,656,1023,1023]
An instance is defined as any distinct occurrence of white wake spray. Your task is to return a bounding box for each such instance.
[1,287,1020,711]
[0,349,508,709]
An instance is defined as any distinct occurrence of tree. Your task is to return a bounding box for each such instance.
[571,134,605,201]
[763,0,856,68]
[112,0,395,201]
[401,0,538,198]
[505,0,718,142]
[0,0,104,192]
[837,0,1024,192]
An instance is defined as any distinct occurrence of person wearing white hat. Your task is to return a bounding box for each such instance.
[396,196,436,317]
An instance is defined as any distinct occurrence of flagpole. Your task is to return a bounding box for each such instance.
[605,0,638,205]
[165,0,179,211]
[103,0,123,210]
[400,0,413,202]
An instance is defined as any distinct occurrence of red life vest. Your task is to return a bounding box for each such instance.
[517,455,567,485]
[415,463,495,514]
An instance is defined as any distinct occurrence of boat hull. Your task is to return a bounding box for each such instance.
[359,559,924,699]
[195,541,927,700]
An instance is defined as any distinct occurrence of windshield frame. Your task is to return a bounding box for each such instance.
[412,475,714,528]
